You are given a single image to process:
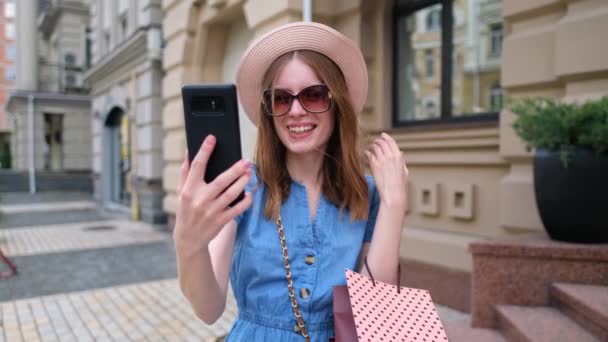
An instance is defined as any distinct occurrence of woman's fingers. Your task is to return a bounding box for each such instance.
[211,170,252,213]
[381,132,401,156]
[218,192,253,227]
[374,137,390,157]
[365,150,378,168]
[207,159,251,199]
[184,135,216,190]
[370,140,384,162]
[178,151,189,193]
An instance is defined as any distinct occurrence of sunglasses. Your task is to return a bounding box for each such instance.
[262,84,333,117]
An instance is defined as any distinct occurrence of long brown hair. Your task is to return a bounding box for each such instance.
[254,50,369,221]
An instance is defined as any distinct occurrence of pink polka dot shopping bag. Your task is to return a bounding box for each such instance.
[332,259,448,342]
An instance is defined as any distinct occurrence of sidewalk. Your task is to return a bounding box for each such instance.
[0,218,469,341]
[0,279,237,342]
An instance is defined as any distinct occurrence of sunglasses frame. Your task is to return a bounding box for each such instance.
[262,84,333,117]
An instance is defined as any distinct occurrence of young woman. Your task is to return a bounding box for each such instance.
[173,22,408,341]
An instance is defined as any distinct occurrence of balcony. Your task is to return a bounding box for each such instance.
[37,0,88,38]
[38,61,89,94]
[478,0,502,24]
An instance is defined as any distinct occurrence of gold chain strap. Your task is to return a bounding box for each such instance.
[276,215,310,342]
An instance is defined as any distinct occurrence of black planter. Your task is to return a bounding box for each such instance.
[534,148,608,243]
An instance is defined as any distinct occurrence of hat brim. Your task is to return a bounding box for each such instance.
[236,22,368,126]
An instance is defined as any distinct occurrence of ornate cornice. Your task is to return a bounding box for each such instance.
[83,29,148,85]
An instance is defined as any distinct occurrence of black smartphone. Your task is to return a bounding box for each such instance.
[182,84,244,206]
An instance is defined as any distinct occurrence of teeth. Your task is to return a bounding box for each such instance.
[289,125,314,133]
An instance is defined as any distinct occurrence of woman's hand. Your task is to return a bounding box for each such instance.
[365,132,409,210]
[173,135,253,253]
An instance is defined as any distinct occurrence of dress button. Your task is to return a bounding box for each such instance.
[300,288,310,299]
[305,255,315,265]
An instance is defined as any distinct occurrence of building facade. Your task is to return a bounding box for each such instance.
[0,0,15,168]
[84,0,166,223]
[161,0,608,311]
[6,0,91,179]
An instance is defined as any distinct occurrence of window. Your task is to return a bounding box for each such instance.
[425,50,434,78]
[104,30,111,52]
[490,83,503,112]
[6,44,16,61]
[5,22,15,39]
[394,0,502,125]
[4,1,15,18]
[426,8,441,31]
[5,66,16,81]
[85,28,92,68]
[64,53,76,66]
[120,14,129,41]
[425,100,438,119]
[490,24,503,57]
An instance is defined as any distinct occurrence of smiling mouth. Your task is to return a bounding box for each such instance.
[288,125,316,133]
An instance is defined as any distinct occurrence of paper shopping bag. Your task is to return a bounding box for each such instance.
[338,268,449,342]
[333,285,359,342]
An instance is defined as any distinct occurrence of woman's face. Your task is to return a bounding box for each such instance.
[271,58,335,156]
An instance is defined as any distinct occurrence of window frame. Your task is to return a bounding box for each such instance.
[392,0,500,128]
[489,24,503,58]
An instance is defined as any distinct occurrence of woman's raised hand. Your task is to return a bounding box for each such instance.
[365,132,409,210]
[173,135,253,251]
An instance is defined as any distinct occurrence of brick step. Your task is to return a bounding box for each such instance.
[551,283,608,341]
[444,322,506,342]
[497,305,600,342]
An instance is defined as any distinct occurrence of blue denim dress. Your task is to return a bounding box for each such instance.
[226,168,379,342]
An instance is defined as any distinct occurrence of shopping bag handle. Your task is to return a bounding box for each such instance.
[363,256,401,294]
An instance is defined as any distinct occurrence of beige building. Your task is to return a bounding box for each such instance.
[84,0,166,223]
[7,0,91,179]
[161,0,608,312]
[0,0,16,168]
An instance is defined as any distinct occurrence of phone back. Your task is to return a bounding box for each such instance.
[182,84,243,185]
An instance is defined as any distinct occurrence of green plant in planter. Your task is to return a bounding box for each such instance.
[511,96,608,167]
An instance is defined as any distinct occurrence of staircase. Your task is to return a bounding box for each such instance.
[495,283,607,342]
[444,235,608,342]
[0,170,92,193]
[0,170,112,228]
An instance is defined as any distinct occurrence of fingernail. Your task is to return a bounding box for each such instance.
[205,135,216,145]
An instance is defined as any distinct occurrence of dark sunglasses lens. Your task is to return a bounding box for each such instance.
[264,89,292,116]
[300,85,330,113]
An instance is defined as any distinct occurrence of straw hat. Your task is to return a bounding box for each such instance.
[236,21,368,125]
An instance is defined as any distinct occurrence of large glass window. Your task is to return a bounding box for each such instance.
[4,1,15,18]
[5,66,16,82]
[6,44,15,61]
[5,22,15,39]
[394,0,503,126]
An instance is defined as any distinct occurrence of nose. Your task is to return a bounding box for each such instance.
[288,97,307,116]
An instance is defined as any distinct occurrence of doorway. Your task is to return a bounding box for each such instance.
[105,108,131,206]
[43,113,63,171]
